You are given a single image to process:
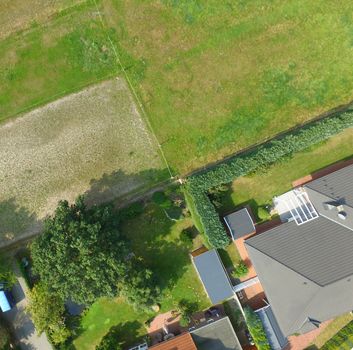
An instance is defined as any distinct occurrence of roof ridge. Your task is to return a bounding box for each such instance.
[244,240,322,287]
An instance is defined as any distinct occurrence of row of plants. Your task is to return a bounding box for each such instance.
[244,307,271,350]
[321,320,353,349]
[186,108,353,248]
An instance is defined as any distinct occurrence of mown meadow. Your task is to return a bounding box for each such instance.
[102,0,353,173]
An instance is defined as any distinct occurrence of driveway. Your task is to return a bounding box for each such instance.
[3,265,52,350]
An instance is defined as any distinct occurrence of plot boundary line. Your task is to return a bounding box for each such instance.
[92,0,175,179]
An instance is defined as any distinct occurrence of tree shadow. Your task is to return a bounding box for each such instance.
[120,201,196,300]
[0,198,40,247]
[84,168,170,206]
[97,321,144,349]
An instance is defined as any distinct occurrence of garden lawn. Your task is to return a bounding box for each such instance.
[0,0,119,121]
[101,0,353,173]
[73,203,210,350]
[217,128,353,216]
[309,313,353,349]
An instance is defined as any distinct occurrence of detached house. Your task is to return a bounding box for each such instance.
[243,162,353,338]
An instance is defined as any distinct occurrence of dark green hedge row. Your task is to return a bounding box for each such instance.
[186,109,353,248]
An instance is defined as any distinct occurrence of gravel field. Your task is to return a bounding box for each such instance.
[0,78,166,245]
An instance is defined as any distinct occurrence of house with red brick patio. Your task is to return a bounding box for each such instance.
[224,161,353,349]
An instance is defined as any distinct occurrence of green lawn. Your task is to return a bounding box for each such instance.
[0,0,119,121]
[217,128,353,217]
[308,313,353,349]
[101,0,353,173]
[73,203,210,350]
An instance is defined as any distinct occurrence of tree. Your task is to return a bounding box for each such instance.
[244,306,270,350]
[31,196,129,304]
[118,257,159,311]
[178,299,198,327]
[0,254,16,288]
[96,326,122,350]
[27,282,70,344]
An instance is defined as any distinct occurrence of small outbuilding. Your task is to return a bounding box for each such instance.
[224,208,255,240]
[192,249,234,305]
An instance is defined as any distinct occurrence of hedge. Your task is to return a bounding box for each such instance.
[244,306,270,350]
[186,109,353,248]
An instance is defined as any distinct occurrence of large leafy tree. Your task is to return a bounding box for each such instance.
[31,196,129,304]
[118,257,159,311]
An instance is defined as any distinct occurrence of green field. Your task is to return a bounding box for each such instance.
[101,0,353,173]
[0,0,119,121]
[74,203,209,350]
[216,128,353,218]
[1,0,353,174]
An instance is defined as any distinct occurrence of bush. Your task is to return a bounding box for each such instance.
[244,307,270,350]
[232,261,249,278]
[152,191,172,208]
[257,206,271,221]
[119,202,144,220]
[178,299,198,327]
[180,229,194,247]
[186,109,353,248]
[0,254,16,289]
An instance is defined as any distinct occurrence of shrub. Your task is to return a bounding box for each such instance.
[232,261,249,278]
[257,206,271,221]
[244,307,270,350]
[119,202,144,220]
[178,299,198,327]
[152,191,172,208]
[0,254,16,289]
[180,229,194,247]
[187,109,353,248]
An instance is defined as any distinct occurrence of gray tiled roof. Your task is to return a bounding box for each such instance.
[192,250,234,305]
[305,164,353,207]
[191,317,242,350]
[244,163,353,337]
[245,217,353,286]
[224,208,255,240]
